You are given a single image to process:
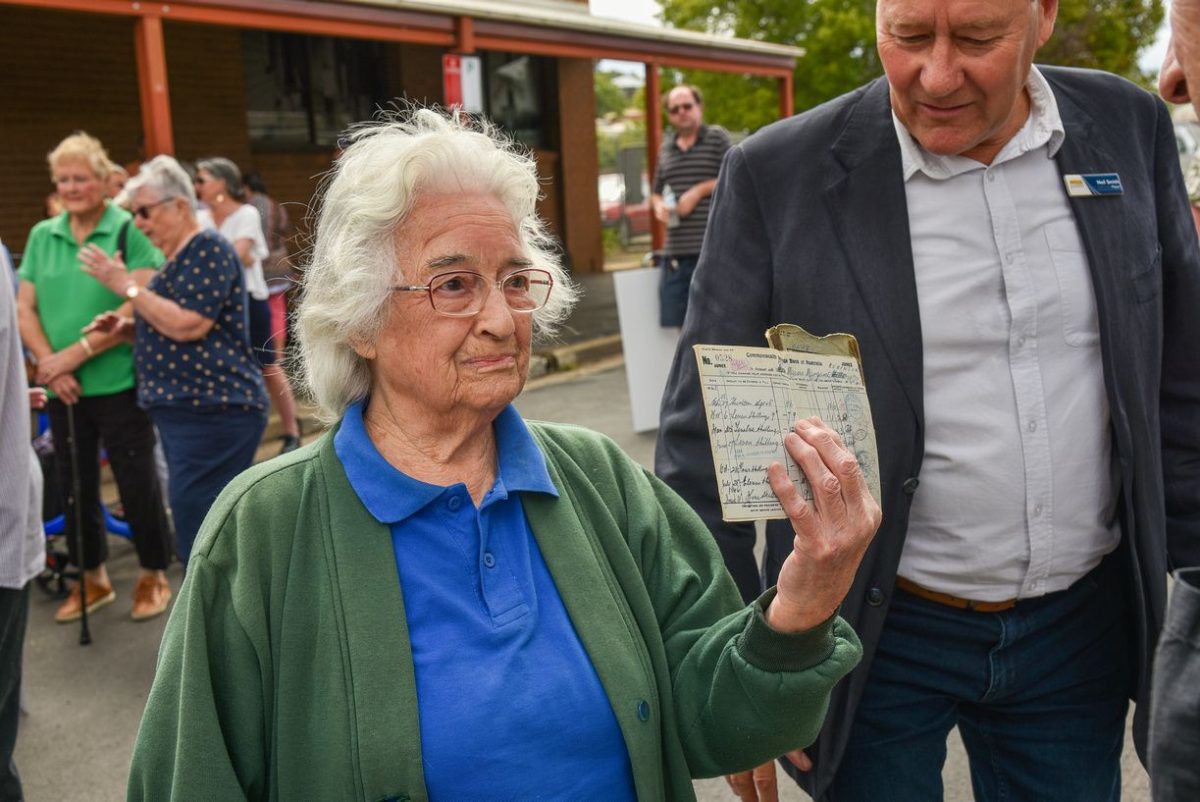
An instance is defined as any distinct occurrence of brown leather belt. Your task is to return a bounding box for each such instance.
[895,576,1018,613]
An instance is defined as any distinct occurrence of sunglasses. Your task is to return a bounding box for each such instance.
[132,198,174,219]
[668,102,695,115]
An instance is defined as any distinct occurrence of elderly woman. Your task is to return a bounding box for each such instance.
[80,155,268,567]
[195,157,302,454]
[126,111,879,801]
[16,132,173,622]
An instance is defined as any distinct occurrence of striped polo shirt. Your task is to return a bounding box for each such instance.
[653,124,732,256]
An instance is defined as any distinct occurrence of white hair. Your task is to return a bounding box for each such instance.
[297,108,579,421]
[124,155,198,211]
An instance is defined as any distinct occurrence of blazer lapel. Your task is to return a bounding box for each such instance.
[823,78,924,424]
[1050,85,1133,339]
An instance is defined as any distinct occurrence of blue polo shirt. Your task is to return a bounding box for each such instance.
[335,401,636,799]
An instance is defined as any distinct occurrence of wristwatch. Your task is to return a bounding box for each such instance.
[125,283,140,300]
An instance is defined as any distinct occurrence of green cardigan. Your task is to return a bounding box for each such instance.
[128,420,862,801]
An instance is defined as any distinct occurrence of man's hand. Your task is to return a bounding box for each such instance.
[766,417,882,633]
[47,373,81,404]
[724,750,812,801]
[28,387,47,410]
[651,193,669,224]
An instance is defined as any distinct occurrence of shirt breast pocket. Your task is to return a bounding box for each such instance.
[1044,221,1100,347]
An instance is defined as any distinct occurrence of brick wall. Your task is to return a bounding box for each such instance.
[0,7,144,255]
[0,9,597,272]
[165,22,252,168]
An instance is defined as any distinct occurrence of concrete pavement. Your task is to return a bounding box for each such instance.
[13,360,1152,800]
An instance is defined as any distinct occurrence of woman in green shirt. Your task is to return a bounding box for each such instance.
[16,132,174,623]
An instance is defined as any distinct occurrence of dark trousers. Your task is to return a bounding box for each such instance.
[150,405,266,565]
[659,254,698,327]
[827,556,1131,802]
[47,391,172,571]
[0,584,30,802]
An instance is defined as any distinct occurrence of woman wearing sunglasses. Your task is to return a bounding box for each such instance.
[80,154,267,568]
[125,110,878,801]
[16,132,174,622]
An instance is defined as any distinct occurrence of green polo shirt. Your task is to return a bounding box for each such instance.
[18,204,164,398]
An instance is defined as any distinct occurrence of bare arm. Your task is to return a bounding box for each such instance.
[17,281,82,403]
[79,246,215,342]
[232,237,255,268]
[16,280,53,363]
[677,178,718,218]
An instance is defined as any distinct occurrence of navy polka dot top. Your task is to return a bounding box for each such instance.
[134,230,268,413]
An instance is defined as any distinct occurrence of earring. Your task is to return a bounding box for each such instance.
[215,193,226,204]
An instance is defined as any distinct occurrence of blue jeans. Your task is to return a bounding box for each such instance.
[150,405,267,565]
[829,556,1131,802]
[659,254,698,327]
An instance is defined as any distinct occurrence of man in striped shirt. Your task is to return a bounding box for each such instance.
[651,85,731,327]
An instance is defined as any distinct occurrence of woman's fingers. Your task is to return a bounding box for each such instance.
[790,418,878,529]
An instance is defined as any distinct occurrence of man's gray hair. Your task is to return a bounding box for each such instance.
[296,107,579,421]
[124,155,198,210]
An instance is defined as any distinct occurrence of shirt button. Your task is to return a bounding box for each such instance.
[636,700,651,721]
[1017,336,1026,347]
[482,552,496,569]
[447,496,462,511]
[987,173,996,182]
[902,477,920,495]
[867,587,885,606]
[1027,420,1037,432]
[1034,505,1044,516]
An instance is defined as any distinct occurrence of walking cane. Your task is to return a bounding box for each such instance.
[65,402,91,646]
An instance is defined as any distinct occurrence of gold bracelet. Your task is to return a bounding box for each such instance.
[78,336,94,357]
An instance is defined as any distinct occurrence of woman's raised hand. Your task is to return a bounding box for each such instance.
[764,417,882,633]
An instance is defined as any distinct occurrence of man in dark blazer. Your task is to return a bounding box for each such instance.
[656,0,1200,799]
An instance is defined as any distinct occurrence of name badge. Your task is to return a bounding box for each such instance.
[1063,173,1123,197]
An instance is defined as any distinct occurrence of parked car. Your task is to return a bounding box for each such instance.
[599,172,651,246]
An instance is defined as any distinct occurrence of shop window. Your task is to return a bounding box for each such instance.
[484,52,551,149]
[243,31,386,148]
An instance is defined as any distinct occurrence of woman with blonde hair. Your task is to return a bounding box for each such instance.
[16,131,173,622]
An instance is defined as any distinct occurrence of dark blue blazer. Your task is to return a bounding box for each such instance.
[656,67,1200,798]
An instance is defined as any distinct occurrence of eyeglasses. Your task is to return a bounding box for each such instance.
[392,268,554,317]
[132,198,174,219]
[668,102,695,115]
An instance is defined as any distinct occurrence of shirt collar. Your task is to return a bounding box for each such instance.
[893,66,1065,182]
[334,400,558,525]
[48,202,123,242]
[672,124,708,150]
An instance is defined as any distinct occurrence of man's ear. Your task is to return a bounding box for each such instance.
[1036,0,1059,48]
[1160,38,1192,107]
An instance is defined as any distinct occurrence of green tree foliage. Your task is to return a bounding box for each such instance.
[595,70,630,119]
[597,120,647,172]
[661,0,879,133]
[659,0,1163,134]
[1038,0,1163,83]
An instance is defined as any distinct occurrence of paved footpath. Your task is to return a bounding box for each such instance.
[14,362,1151,800]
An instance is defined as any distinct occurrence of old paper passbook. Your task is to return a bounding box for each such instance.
[694,324,881,522]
